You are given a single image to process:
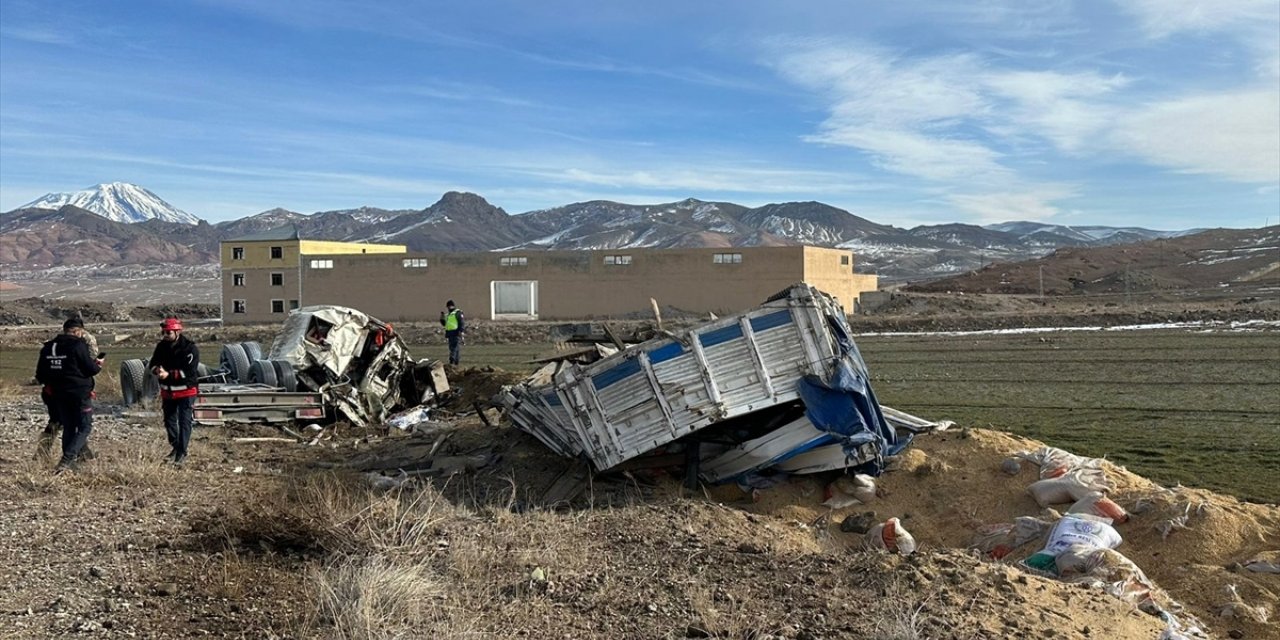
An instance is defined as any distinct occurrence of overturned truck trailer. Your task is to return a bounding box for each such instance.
[498,284,942,483]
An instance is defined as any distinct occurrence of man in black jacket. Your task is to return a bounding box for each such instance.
[35,317,103,472]
[36,326,98,460]
[150,317,200,464]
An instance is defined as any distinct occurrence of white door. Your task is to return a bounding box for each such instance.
[492,281,538,319]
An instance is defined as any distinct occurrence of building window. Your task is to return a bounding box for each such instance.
[603,255,632,265]
[500,256,528,267]
[289,299,300,310]
[309,259,333,269]
[841,255,850,266]
[713,253,742,264]
[232,273,245,287]
[402,258,429,268]
[270,246,283,259]
[232,247,244,260]
[232,300,246,314]
[270,272,283,286]
[271,299,285,313]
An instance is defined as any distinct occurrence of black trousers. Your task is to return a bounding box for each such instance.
[55,392,93,466]
[163,396,196,458]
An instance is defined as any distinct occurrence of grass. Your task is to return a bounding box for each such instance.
[4,330,1276,501]
[858,329,1280,503]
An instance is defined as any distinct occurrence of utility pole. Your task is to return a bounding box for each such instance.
[1039,265,1044,299]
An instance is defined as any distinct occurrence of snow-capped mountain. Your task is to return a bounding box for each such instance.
[19,182,201,225]
[983,221,1179,244]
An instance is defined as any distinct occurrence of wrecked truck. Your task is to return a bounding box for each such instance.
[497,283,946,484]
[120,305,448,428]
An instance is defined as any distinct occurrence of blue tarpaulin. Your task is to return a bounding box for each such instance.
[796,317,912,475]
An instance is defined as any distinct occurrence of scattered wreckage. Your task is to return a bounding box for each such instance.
[496,283,950,484]
[120,305,449,427]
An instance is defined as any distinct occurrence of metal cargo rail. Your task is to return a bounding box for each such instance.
[498,284,929,480]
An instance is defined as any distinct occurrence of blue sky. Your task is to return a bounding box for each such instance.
[1,0,1277,229]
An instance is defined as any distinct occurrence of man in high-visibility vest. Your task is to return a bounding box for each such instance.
[439,300,466,365]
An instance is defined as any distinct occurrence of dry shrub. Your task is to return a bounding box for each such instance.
[95,382,124,404]
[0,380,36,399]
[209,472,470,556]
[308,553,448,640]
[202,548,256,600]
[686,585,772,639]
[6,457,61,494]
[870,573,941,640]
[84,439,175,488]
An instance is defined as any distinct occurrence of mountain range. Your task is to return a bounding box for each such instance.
[4,183,1199,281]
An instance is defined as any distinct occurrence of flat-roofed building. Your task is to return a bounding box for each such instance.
[220,227,407,324]
[220,227,877,324]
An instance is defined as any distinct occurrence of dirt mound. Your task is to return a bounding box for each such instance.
[0,296,219,327]
[441,365,528,410]
[704,428,1279,639]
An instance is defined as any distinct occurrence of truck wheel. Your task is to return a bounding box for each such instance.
[220,344,251,383]
[142,369,161,407]
[249,359,279,387]
[241,341,263,362]
[119,359,147,407]
[196,362,212,379]
[271,360,298,392]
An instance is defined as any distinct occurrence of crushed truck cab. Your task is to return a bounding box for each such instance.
[122,305,448,428]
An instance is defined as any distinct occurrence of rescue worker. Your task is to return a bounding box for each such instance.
[149,317,201,465]
[439,300,466,365]
[35,317,103,473]
[36,322,98,460]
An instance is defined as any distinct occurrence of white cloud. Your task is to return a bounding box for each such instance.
[981,70,1129,151]
[768,41,1135,183]
[1118,0,1278,38]
[0,26,75,45]
[1112,89,1280,183]
[806,127,1009,182]
[948,185,1078,223]
[551,166,877,195]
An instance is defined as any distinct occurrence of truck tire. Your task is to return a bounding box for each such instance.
[249,359,279,387]
[141,363,160,407]
[271,360,298,392]
[196,362,212,379]
[241,341,263,362]
[220,344,251,383]
[119,359,147,407]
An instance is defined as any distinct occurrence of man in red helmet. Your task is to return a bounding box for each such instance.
[149,317,201,465]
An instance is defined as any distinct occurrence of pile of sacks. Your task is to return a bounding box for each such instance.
[972,447,1206,640]
[822,473,919,556]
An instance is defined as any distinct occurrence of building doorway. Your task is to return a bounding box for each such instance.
[491,281,538,319]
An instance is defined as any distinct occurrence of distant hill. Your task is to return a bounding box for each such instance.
[0,206,216,266]
[3,186,1220,282]
[904,227,1280,295]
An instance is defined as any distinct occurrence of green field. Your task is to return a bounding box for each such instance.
[857,330,1280,503]
[6,330,1277,502]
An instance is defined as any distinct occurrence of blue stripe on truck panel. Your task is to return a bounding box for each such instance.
[648,342,684,365]
[750,310,792,333]
[699,324,743,348]
[592,357,643,390]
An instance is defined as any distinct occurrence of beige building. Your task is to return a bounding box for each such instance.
[220,227,878,324]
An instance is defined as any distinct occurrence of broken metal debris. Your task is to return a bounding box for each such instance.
[122,305,450,428]
[496,284,949,484]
